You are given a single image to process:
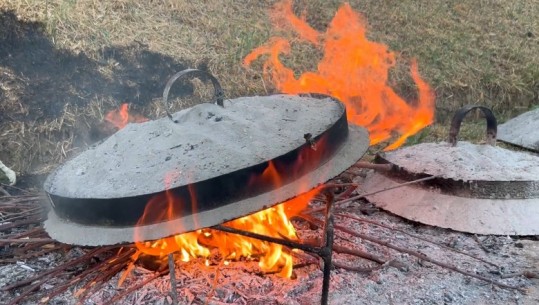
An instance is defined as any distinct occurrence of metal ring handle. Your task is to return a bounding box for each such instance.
[162,69,224,122]
[448,105,497,146]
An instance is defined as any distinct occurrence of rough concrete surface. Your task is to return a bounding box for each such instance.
[498,108,539,152]
[44,126,369,246]
[363,171,539,235]
[44,95,343,199]
[380,141,539,182]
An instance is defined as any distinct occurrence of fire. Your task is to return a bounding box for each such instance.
[131,106,330,279]
[105,103,148,130]
[134,166,321,278]
[244,0,435,150]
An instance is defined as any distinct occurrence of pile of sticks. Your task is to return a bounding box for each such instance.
[0,168,532,304]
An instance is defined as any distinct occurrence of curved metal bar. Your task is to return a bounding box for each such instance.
[162,68,224,122]
[448,105,497,146]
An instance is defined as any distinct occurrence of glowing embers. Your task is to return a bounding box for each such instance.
[244,0,435,150]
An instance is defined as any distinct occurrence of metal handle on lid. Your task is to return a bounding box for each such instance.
[448,105,497,146]
[162,69,224,122]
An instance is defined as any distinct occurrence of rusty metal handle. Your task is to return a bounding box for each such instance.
[448,105,497,146]
[162,68,224,122]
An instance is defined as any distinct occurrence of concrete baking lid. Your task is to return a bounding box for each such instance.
[45,125,369,245]
[364,141,539,235]
[44,95,346,199]
[498,108,539,152]
[363,171,539,235]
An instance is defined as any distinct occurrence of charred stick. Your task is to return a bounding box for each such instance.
[320,191,335,305]
[473,235,492,254]
[117,250,141,287]
[335,185,359,201]
[0,238,54,243]
[212,225,324,255]
[0,197,39,204]
[336,213,499,268]
[0,185,34,196]
[77,261,130,302]
[75,247,137,300]
[0,227,45,246]
[299,215,408,271]
[206,260,224,305]
[4,245,67,262]
[335,175,440,206]
[12,242,55,258]
[319,183,358,189]
[41,248,133,304]
[332,244,407,271]
[1,210,44,224]
[321,219,525,292]
[1,246,113,291]
[7,279,44,305]
[353,161,393,172]
[0,216,45,232]
[500,271,539,279]
[332,260,385,273]
[0,186,11,196]
[102,270,168,305]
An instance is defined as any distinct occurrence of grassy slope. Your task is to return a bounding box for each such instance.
[0,0,538,173]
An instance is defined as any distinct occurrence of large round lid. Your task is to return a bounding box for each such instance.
[44,94,345,199]
[365,105,539,235]
[43,69,370,245]
[377,105,539,199]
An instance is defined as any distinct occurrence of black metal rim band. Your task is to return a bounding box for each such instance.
[47,100,350,227]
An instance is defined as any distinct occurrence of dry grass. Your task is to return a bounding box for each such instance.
[0,0,538,174]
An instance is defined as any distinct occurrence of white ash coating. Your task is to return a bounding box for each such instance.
[382,141,539,181]
[498,107,539,151]
[44,95,343,198]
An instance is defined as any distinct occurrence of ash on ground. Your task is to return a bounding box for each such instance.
[1,198,537,305]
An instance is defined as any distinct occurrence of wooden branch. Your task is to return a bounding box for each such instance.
[314,218,526,292]
[1,246,113,291]
[0,245,67,263]
[336,213,499,267]
[353,161,393,172]
[333,260,386,273]
[101,270,168,305]
[332,244,407,271]
[0,216,45,232]
[75,248,137,301]
[168,253,179,305]
[0,238,54,243]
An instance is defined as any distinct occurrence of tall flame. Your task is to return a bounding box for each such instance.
[244,0,435,149]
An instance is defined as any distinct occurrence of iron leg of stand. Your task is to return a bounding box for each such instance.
[320,191,335,305]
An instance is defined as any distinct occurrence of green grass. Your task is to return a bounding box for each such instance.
[0,0,538,174]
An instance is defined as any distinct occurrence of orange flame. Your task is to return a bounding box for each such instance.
[134,128,330,277]
[105,103,148,130]
[134,165,321,278]
[244,0,435,149]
